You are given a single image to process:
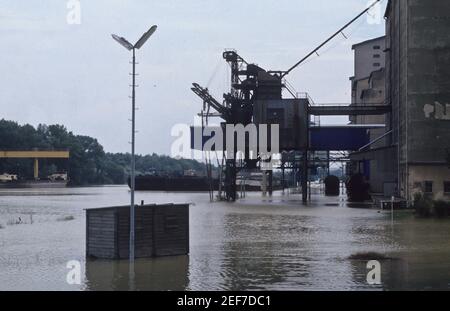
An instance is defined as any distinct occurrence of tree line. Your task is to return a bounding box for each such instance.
[0,119,206,185]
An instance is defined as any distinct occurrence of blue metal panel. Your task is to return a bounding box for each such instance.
[310,127,370,151]
[190,126,223,151]
[363,160,371,179]
[191,126,372,152]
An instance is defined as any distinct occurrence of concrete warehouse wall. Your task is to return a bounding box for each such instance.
[386,0,450,201]
[409,165,450,201]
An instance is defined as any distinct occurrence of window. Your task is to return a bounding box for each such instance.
[373,54,381,58]
[424,181,433,193]
[373,45,381,50]
[444,181,450,194]
[373,63,381,67]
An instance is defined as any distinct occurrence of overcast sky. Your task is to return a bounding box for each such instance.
[0,0,386,155]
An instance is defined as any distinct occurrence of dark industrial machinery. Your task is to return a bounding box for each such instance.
[191,51,295,201]
[324,175,341,196]
[346,174,371,202]
[191,0,385,203]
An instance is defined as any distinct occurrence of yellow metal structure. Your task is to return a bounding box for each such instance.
[34,158,39,180]
[0,150,70,180]
[0,151,69,159]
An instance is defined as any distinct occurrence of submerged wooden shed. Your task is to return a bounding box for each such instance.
[86,204,189,259]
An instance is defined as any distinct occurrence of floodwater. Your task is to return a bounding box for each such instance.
[0,186,449,291]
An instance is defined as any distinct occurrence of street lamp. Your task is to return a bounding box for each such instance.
[112,25,157,264]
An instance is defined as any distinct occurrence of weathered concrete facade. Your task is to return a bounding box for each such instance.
[350,146,398,195]
[385,0,450,201]
[349,36,389,194]
[359,68,387,149]
[351,36,386,81]
[350,36,387,150]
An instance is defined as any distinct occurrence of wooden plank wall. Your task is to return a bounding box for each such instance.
[117,208,154,259]
[86,204,189,259]
[153,205,189,256]
[86,209,117,259]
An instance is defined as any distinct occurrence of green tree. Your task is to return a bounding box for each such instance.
[0,119,208,185]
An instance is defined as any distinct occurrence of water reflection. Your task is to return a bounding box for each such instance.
[349,258,404,290]
[219,213,312,290]
[349,256,450,291]
[85,256,189,291]
[1,187,450,290]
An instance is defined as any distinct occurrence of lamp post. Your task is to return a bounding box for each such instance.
[112,25,157,264]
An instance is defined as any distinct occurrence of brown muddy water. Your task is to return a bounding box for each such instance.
[0,186,449,291]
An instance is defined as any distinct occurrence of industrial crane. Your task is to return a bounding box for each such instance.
[191,0,383,202]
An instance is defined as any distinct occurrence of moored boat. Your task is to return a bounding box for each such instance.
[129,175,219,192]
[0,172,68,189]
